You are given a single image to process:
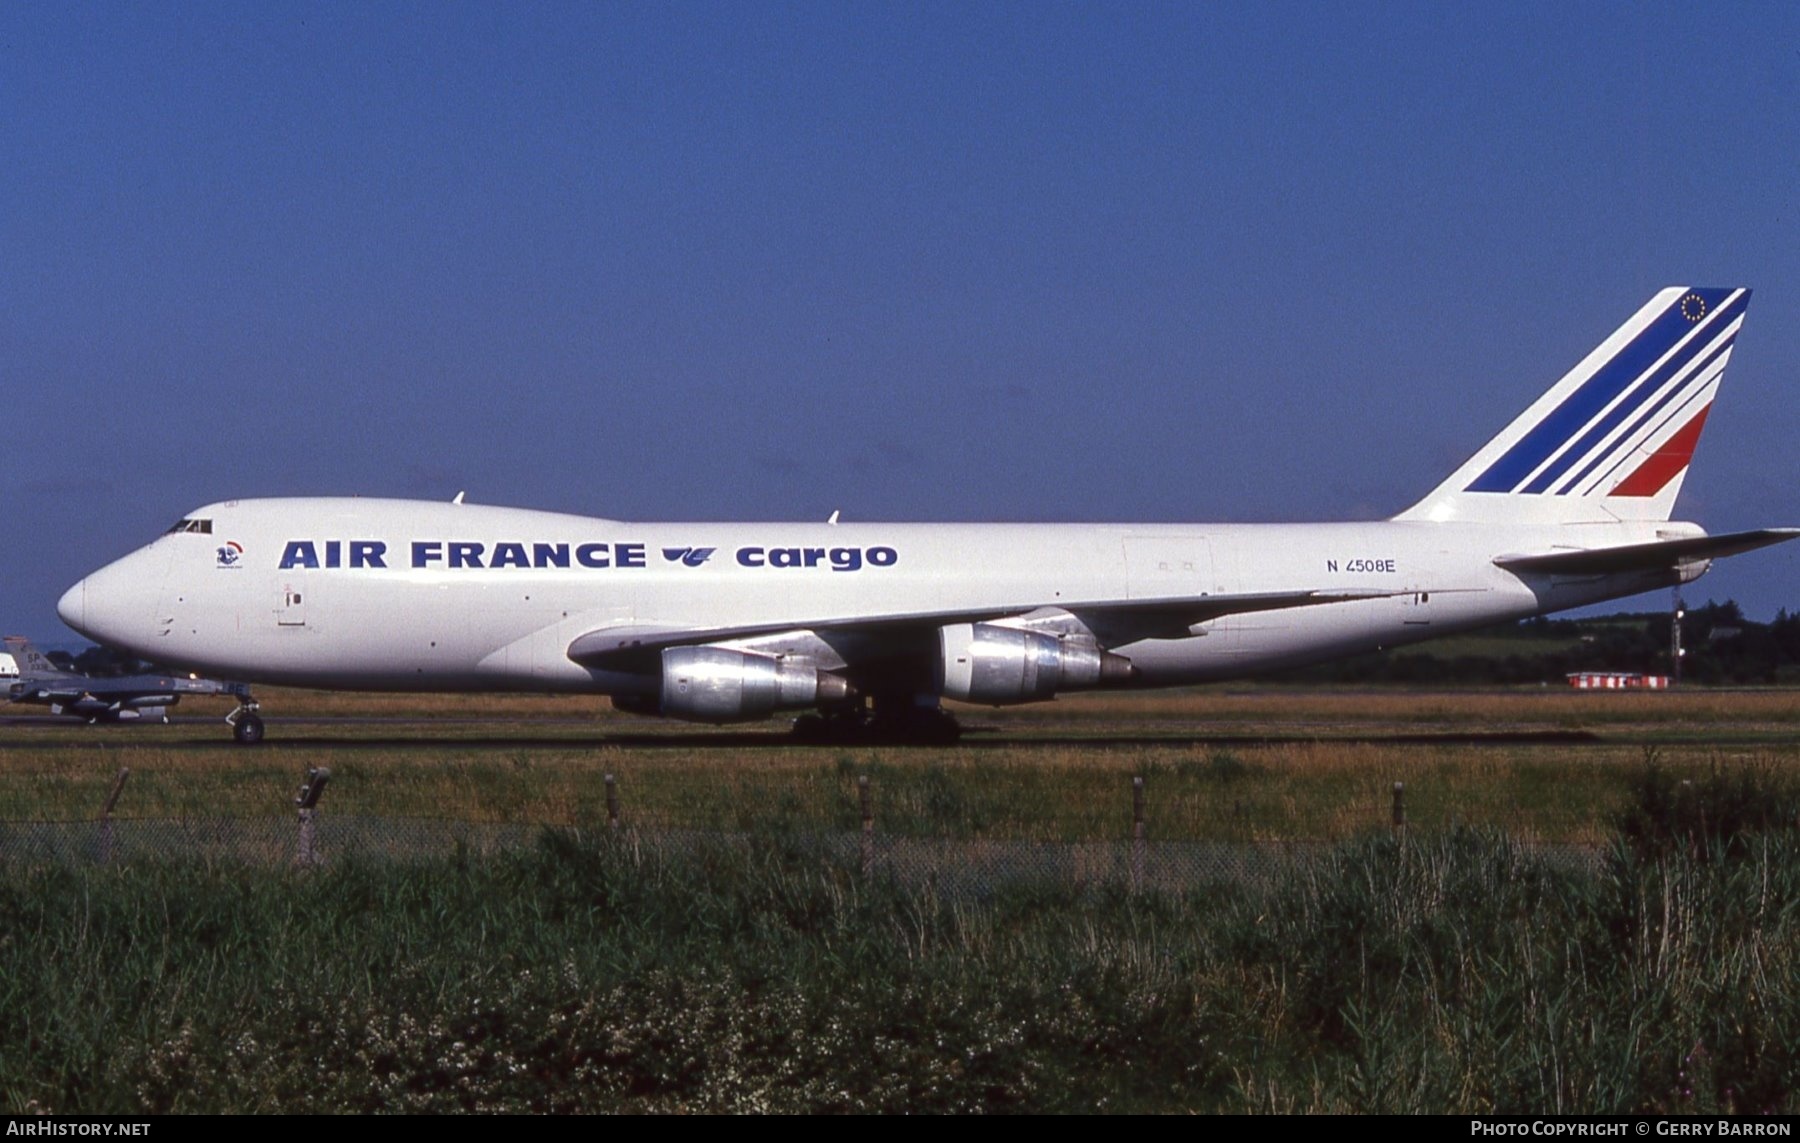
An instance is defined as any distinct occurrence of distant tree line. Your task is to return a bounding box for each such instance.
[1277,600,1800,686]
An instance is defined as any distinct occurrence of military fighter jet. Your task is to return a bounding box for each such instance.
[4,636,256,739]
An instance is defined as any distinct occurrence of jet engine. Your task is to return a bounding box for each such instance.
[935,623,1132,704]
[658,645,852,723]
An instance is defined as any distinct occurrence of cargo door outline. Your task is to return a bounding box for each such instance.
[1123,536,1214,599]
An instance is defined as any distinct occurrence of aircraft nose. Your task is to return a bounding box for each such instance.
[60,544,176,654]
[57,578,87,636]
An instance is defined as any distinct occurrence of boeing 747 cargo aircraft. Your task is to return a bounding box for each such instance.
[56,288,1797,743]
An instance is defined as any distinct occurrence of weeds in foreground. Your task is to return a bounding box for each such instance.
[4,795,1800,1112]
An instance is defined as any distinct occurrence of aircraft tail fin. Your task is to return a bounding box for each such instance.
[1395,288,1751,525]
[1,637,61,681]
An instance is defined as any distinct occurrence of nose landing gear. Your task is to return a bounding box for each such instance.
[226,697,265,745]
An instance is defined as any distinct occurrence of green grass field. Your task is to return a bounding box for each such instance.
[4,823,1799,1112]
[4,688,1800,1113]
[3,686,1797,842]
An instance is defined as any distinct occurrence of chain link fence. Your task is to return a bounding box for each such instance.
[0,766,1608,889]
[0,815,547,867]
[0,815,1368,888]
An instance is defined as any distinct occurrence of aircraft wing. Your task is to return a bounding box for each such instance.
[566,587,1402,670]
[1493,528,1800,576]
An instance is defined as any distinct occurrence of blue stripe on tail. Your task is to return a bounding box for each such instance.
[1465,287,1736,493]
[1551,330,1737,495]
[1518,293,1745,494]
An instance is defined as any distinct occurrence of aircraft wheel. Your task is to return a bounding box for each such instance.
[233,713,265,745]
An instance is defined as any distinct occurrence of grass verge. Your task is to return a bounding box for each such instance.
[4,762,1800,1114]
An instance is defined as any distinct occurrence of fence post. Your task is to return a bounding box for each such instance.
[859,775,873,877]
[296,767,331,867]
[97,767,129,865]
[1391,782,1406,836]
[1680,779,1708,855]
[605,773,620,830]
[1131,775,1146,893]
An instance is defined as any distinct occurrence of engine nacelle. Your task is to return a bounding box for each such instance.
[660,645,851,723]
[936,623,1132,705]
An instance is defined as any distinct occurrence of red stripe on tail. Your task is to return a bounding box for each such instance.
[1610,403,1712,498]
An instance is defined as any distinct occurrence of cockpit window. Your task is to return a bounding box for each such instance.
[165,518,214,534]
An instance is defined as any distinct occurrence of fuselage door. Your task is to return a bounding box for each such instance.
[278,581,308,627]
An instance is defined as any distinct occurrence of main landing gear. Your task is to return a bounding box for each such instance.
[791,693,963,745]
[226,697,265,746]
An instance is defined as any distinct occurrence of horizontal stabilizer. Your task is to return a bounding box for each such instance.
[567,588,1402,669]
[1493,528,1800,576]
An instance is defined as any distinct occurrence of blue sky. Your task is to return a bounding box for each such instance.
[6,2,1799,638]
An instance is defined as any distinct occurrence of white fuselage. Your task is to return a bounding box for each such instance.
[57,498,1687,695]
